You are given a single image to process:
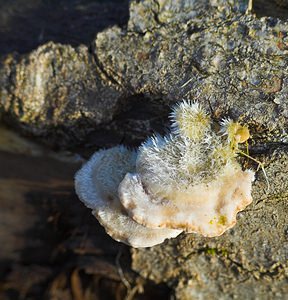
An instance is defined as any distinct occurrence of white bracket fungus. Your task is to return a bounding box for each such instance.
[75,146,181,248]
[75,101,255,248]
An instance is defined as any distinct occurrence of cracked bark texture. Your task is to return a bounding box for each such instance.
[0,0,287,299]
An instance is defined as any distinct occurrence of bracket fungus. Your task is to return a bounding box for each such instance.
[75,101,255,248]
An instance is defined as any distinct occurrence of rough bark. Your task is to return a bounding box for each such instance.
[0,0,287,299]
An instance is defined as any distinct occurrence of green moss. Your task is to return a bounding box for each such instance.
[205,248,228,257]
[206,248,217,256]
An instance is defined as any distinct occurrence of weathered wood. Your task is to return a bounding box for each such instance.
[0,0,288,299]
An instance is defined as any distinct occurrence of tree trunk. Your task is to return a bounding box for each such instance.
[0,0,287,299]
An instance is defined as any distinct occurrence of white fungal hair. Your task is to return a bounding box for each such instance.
[170,100,211,141]
[137,126,227,194]
[75,100,255,248]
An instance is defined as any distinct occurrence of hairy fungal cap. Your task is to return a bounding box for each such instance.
[75,101,255,248]
[221,118,250,144]
[170,101,210,141]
